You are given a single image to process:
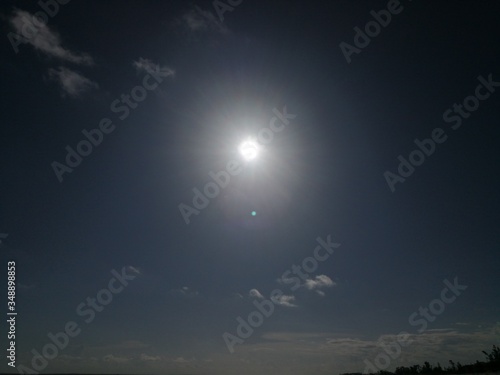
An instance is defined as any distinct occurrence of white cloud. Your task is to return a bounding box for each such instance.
[49,326,500,375]
[140,353,161,361]
[304,274,335,290]
[132,57,175,77]
[273,294,297,308]
[249,288,264,299]
[48,66,98,98]
[321,326,500,368]
[9,9,94,65]
[236,326,500,374]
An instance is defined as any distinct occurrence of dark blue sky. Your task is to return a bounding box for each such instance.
[1,1,499,374]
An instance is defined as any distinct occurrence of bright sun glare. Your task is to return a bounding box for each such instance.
[239,140,259,161]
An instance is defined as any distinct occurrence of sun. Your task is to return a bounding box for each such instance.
[238,140,260,161]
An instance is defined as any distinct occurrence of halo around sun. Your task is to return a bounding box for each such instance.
[239,140,260,161]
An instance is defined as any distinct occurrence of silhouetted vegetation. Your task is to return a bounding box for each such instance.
[342,345,500,375]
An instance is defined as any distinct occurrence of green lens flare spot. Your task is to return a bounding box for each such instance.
[251,211,257,216]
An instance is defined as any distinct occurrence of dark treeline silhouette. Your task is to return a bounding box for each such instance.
[342,345,500,375]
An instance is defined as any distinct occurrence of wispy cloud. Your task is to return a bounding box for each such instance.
[278,274,336,296]
[249,288,264,299]
[140,353,161,361]
[225,326,500,374]
[247,288,297,306]
[175,5,228,35]
[274,294,297,308]
[132,57,175,77]
[9,9,94,65]
[45,327,499,375]
[48,66,98,98]
[304,274,335,290]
